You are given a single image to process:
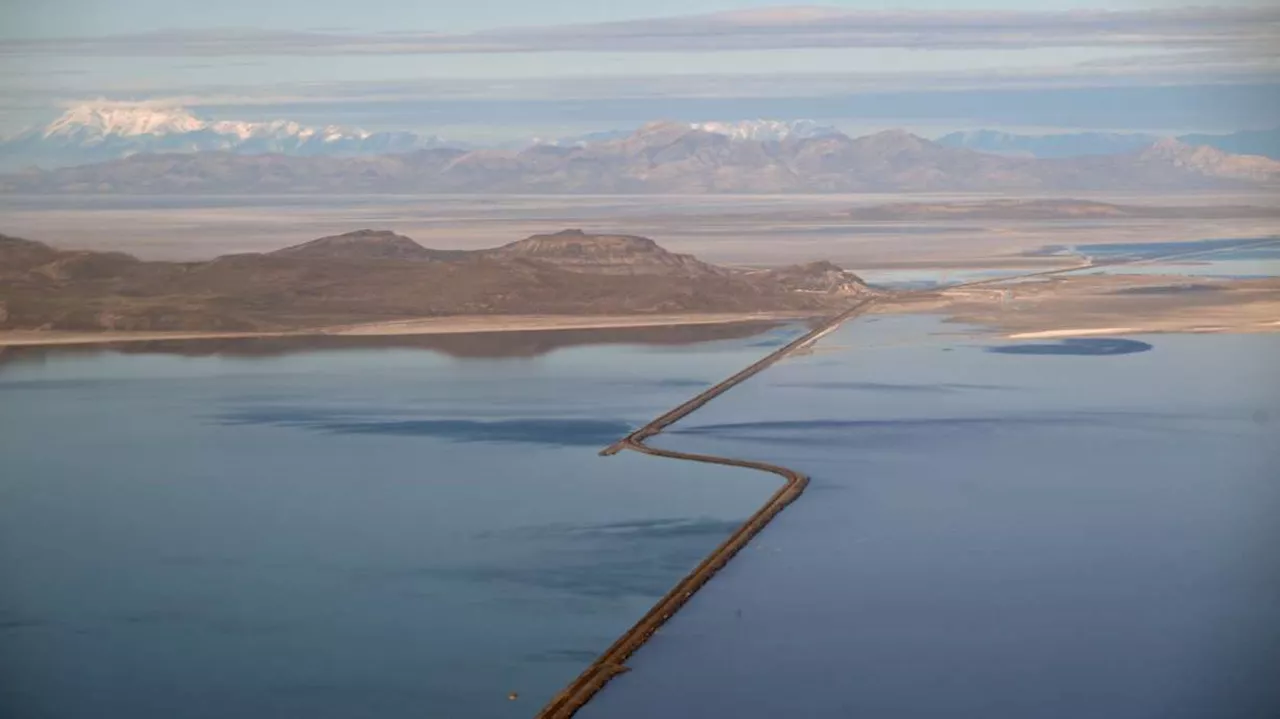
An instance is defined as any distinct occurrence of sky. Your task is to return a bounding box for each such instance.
[0,1,1276,140]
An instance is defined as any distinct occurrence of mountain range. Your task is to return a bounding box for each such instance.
[0,105,850,171]
[4,122,1278,194]
[0,229,867,332]
[938,127,1280,160]
[0,104,462,171]
[4,103,1277,174]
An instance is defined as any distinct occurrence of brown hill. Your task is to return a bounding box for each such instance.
[0,230,869,332]
[5,127,1278,194]
[270,229,469,261]
[480,229,723,276]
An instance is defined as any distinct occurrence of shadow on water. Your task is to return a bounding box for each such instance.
[986,338,1154,356]
[217,410,633,446]
[0,320,783,367]
[354,518,747,601]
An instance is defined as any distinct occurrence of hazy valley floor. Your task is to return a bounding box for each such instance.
[3,192,1277,267]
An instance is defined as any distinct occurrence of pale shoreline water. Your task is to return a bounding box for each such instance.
[0,312,817,349]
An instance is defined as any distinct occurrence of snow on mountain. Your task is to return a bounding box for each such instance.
[691,119,841,142]
[511,120,841,150]
[42,104,209,140]
[0,103,460,170]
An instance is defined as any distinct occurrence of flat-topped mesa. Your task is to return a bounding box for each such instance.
[269,229,465,261]
[484,229,725,277]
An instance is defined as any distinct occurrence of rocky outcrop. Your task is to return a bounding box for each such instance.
[270,230,468,261]
[482,229,724,276]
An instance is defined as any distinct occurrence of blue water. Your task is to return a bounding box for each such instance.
[986,337,1154,355]
[1073,238,1280,261]
[0,328,801,719]
[855,236,1280,290]
[583,316,1280,719]
[1048,237,1280,279]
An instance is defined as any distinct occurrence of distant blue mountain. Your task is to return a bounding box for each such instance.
[936,130,1157,158]
[938,127,1280,160]
[1177,127,1280,161]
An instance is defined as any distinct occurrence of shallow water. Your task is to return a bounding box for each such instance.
[583,316,1280,719]
[0,326,799,719]
[1071,237,1280,278]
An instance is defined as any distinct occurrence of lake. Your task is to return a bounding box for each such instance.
[581,315,1280,718]
[0,324,798,718]
[4,310,1277,718]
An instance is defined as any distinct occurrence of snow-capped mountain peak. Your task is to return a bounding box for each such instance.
[37,103,377,143]
[43,103,208,140]
[2,102,459,170]
[691,119,842,142]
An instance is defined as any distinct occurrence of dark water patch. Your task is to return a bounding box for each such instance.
[434,518,747,599]
[987,338,1153,356]
[746,326,811,348]
[1111,280,1218,291]
[434,552,720,600]
[218,409,632,446]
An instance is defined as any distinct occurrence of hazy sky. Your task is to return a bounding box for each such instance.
[10,0,1269,36]
[0,1,1275,139]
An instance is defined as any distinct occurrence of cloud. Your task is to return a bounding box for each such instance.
[4,53,1274,113]
[0,7,1275,57]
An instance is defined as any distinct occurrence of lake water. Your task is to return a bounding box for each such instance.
[4,292,1278,718]
[1066,237,1280,279]
[863,236,1280,290]
[581,315,1280,718]
[0,325,802,719]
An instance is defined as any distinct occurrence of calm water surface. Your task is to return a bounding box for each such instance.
[584,316,1280,719]
[0,327,801,719]
[1073,237,1280,278]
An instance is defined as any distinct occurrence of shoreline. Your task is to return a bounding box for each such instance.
[0,311,818,349]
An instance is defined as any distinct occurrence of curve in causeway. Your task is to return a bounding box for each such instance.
[535,297,878,718]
